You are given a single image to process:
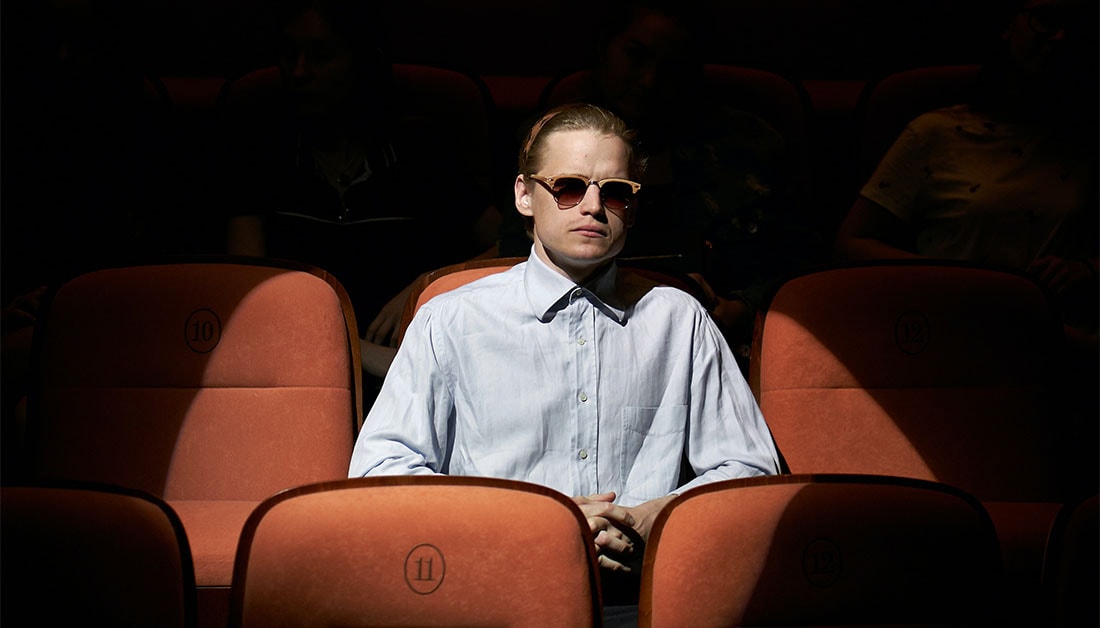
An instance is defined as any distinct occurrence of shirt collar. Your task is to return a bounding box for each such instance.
[524,250,628,324]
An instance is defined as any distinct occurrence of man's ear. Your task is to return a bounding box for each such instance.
[515,175,534,218]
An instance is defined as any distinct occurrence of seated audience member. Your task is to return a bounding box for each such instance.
[833,0,1098,346]
[833,0,1098,486]
[349,103,781,621]
[220,0,500,384]
[500,0,823,374]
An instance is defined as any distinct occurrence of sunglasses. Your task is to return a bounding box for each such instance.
[527,173,641,212]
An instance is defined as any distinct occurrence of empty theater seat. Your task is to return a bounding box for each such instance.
[229,476,603,627]
[2,482,198,628]
[640,474,1002,627]
[749,259,1084,624]
[24,257,362,628]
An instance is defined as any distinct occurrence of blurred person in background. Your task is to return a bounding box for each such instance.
[221,0,500,392]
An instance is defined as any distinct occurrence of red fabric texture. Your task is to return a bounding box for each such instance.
[230,477,602,627]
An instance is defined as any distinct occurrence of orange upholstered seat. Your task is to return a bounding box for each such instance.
[229,476,603,627]
[26,257,362,627]
[1,482,197,627]
[640,474,1002,627]
[1041,493,1099,627]
[749,260,1084,624]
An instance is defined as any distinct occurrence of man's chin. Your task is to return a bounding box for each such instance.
[551,248,622,276]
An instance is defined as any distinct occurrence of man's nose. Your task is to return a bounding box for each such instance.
[577,183,604,216]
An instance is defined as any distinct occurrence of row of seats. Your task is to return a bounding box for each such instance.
[142,61,983,241]
[6,475,1094,627]
[143,1,1004,85]
[4,255,1096,627]
[3,59,982,308]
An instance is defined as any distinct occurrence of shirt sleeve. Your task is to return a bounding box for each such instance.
[859,114,936,224]
[348,305,455,477]
[676,312,781,495]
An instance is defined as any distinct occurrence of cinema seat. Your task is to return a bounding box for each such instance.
[229,476,603,627]
[540,64,811,171]
[749,259,1080,624]
[1,482,197,628]
[1041,493,1099,627]
[25,257,362,628]
[218,62,496,197]
[640,474,1002,627]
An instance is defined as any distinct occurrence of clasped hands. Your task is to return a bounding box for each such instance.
[572,492,675,572]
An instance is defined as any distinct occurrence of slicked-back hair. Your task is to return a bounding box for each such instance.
[518,102,646,180]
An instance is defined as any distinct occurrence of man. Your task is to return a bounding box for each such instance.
[349,103,779,609]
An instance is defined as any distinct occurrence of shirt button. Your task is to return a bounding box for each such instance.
[579,392,588,402]
[577,337,586,346]
[571,288,583,299]
[579,449,588,460]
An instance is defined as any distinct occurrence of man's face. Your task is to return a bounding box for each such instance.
[278,8,357,116]
[1004,0,1089,81]
[595,8,694,124]
[515,130,635,283]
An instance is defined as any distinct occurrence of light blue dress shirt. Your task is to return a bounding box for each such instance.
[349,251,780,506]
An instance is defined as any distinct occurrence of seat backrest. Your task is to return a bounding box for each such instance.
[216,65,281,110]
[1041,493,1099,627]
[640,474,1002,627]
[396,257,709,344]
[27,257,361,500]
[218,63,495,185]
[540,64,811,169]
[388,63,496,186]
[700,63,811,165]
[1,482,197,628]
[396,257,526,344]
[855,64,982,180]
[229,476,603,628]
[156,75,228,109]
[749,260,1069,501]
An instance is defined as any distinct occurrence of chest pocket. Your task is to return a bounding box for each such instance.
[620,405,688,503]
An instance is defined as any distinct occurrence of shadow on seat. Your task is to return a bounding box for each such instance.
[640,474,1002,627]
[1041,493,1099,628]
[25,256,362,628]
[748,259,1085,624]
[1,481,198,628]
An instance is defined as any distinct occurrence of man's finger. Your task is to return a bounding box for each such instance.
[595,528,634,555]
[577,502,636,528]
[596,554,632,572]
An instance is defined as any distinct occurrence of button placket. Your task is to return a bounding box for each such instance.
[570,289,598,493]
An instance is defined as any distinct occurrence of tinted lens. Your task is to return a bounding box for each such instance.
[600,181,635,211]
[551,177,589,207]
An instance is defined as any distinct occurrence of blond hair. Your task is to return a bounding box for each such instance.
[518,103,646,179]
